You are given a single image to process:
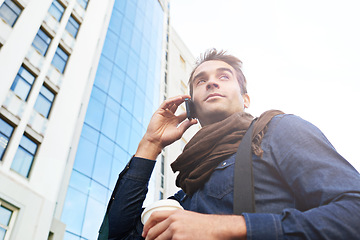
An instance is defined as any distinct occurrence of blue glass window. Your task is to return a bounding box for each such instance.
[69,170,90,195]
[92,148,111,186]
[73,137,96,177]
[108,67,124,103]
[10,66,36,101]
[34,85,55,118]
[65,15,80,38]
[0,0,22,27]
[51,46,69,73]
[63,231,80,240]
[102,30,117,61]
[80,123,99,145]
[88,180,107,204]
[0,118,14,161]
[48,0,65,22]
[32,28,52,56]
[77,0,88,9]
[0,204,13,239]
[84,97,105,131]
[61,187,87,235]
[10,135,38,178]
[81,198,106,239]
[101,108,118,141]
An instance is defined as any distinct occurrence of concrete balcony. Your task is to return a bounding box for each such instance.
[0,18,12,47]
[61,31,75,52]
[73,2,86,21]
[25,46,45,72]
[2,91,26,119]
[27,109,48,137]
[46,64,63,88]
[43,12,60,36]
[18,0,30,7]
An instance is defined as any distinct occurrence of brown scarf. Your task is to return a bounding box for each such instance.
[171,110,284,195]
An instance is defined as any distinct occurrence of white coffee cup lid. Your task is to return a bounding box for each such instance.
[141,199,183,224]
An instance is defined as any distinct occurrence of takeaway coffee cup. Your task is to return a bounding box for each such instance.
[141,199,183,224]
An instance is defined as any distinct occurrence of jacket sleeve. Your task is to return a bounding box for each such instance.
[101,156,156,240]
[243,115,360,240]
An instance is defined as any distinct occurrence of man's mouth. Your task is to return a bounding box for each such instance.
[205,93,224,101]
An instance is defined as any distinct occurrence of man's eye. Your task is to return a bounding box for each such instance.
[197,79,206,85]
[220,75,230,80]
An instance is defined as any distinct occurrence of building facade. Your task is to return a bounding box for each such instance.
[0,0,114,239]
[0,0,197,239]
[58,0,168,239]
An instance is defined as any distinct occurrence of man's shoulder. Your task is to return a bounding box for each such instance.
[268,114,314,132]
[264,113,322,143]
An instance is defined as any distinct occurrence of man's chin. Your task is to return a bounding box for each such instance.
[197,109,232,126]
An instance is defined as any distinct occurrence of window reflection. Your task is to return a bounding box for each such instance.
[63,231,81,240]
[0,0,22,27]
[51,46,69,73]
[89,180,107,204]
[10,66,36,101]
[92,148,111,186]
[69,170,90,195]
[32,28,52,56]
[84,97,105,130]
[61,187,87,235]
[76,0,89,10]
[34,85,55,118]
[0,203,13,239]
[10,135,38,178]
[81,198,105,239]
[48,0,65,22]
[65,15,80,38]
[0,118,14,160]
[73,137,96,177]
[101,108,118,141]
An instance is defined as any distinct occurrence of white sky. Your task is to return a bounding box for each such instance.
[170,0,360,171]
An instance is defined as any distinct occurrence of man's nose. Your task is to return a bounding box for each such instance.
[206,78,219,90]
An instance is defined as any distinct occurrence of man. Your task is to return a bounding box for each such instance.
[99,49,360,239]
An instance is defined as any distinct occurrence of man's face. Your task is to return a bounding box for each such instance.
[191,60,250,126]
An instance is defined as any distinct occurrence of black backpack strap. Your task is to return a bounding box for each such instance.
[233,118,257,214]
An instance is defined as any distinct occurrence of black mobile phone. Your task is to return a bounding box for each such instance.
[184,98,196,120]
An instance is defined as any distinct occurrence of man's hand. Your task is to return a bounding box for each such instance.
[142,210,247,240]
[135,95,198,160]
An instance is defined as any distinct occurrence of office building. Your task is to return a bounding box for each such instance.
[0,0,197,239]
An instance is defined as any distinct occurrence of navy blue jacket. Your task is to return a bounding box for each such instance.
[106,114,360,239]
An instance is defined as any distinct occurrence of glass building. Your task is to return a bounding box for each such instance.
[60,0,165,239]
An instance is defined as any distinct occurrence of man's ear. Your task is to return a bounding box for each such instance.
[243,93,250,109]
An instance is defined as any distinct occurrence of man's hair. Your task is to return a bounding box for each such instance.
[188,48,247,96]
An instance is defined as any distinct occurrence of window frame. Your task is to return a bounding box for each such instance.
[32,27,52,56]
[0,0,23,27]
[65,14,80,38]
[48,0,65,22]
[77,0,89,10]
[51,45,69,73]
[10,65,36,101]
[10,134,39,178]
[34,84,56,118]
[0,199,18,240]
[0,117,15,161]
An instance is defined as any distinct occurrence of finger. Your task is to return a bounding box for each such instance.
[151,227,173,240]
[144,217,172,240]
[160,95,190,111]
[169,104,178,114]
[142,210,175,237]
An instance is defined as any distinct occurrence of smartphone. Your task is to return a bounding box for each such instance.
[184,98,196,120]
